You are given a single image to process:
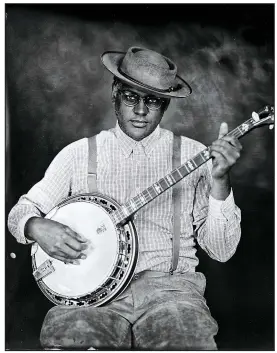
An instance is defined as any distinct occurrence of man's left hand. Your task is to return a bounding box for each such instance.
[210,122,242,180]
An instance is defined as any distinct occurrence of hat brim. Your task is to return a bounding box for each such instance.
[101,51,192,98]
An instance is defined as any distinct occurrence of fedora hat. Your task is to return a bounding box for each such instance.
[101,46,192,98]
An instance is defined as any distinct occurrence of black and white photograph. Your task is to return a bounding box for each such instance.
[5,3,274,350]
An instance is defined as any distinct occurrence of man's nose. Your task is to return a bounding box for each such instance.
[133,99,148,116]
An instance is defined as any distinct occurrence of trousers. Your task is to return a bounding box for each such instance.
[40,270,218,350]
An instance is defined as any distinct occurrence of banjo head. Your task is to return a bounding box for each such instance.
[32,193,138,307]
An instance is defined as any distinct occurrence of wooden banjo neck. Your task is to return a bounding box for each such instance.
[112,105,274,225]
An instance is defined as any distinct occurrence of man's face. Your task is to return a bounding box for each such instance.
[114,82,169,141]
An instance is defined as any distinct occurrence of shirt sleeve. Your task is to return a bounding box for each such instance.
[7,144,74,244]
[192,159,241,262]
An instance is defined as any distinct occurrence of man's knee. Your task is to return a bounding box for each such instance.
[133,302,218,350]
[40,306,132,350]
[40,306,60,348]
[40,306,80,349]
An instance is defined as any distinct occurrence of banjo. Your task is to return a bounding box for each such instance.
[32,105,274,307]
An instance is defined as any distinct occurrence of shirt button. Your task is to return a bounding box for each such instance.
[133,274,139,280]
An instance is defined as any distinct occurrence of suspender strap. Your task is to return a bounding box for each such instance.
[87,136,97,192]
[170,134,181,274]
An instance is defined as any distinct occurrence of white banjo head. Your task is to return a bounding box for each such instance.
[31,193,138,307]
[35,201,118,296]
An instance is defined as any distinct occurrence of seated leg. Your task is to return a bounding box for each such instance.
[40,305,132,350]
[132,301,218,350]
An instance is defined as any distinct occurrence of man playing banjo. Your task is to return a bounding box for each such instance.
[8,46,242,350]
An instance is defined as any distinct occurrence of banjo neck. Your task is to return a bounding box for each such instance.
[112,106,274,225]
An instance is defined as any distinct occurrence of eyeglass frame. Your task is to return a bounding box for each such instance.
[118,89,166,111]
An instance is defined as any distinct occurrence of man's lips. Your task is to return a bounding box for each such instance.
[130,120,148,128]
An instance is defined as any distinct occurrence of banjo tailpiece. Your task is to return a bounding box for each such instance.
[33,259,55,281]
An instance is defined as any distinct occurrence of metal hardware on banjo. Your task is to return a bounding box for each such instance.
[32,105,274,307]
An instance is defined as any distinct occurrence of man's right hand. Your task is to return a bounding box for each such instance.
[25,217,89,265]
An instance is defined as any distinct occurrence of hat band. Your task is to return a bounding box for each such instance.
[118,67,180,93]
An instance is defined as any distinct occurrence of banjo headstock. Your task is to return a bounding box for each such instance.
[252,105,274,130]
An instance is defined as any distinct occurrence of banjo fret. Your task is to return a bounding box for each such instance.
[168,173,176,183]
[176,167,183,178]
[163,177,171,187]
[137,194,146,205]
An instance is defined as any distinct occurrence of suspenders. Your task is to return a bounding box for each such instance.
[170,135,181,274]
[87,134,181,274]
[87,135,97,192]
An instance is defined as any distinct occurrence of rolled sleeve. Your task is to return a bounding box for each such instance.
[18,214,38,244]
[208,189,238,220]
[193,170,242,262]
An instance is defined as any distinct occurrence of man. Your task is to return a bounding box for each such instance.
[8,46,242,350]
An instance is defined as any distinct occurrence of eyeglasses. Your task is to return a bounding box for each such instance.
[119,90,165,110]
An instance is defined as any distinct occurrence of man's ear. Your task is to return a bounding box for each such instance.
[163,99,171,111]
[112,86,122,105]
[111,78,121,104]
[111,88,117,104]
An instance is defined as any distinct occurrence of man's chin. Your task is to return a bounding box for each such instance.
[127,125,149,141]
[129,131,147,141]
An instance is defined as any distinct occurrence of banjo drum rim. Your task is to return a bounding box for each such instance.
[31,192,139,307]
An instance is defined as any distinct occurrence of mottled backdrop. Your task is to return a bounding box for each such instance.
[6,4,274,350]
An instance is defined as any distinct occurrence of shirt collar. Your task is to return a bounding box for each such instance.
[115,122,161,158]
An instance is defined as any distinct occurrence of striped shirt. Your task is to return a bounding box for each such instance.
[8,123,241,273]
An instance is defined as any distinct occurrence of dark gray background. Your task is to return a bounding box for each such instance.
[6,4,274,350]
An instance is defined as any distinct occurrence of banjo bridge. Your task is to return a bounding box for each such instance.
[96,222,107,234]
